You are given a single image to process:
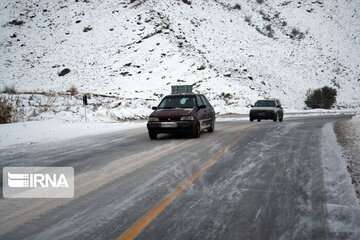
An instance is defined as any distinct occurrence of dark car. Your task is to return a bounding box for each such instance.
[249,99,284,122]
[147,94,215,139]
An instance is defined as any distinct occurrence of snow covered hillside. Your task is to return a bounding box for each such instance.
[0,0,359,120]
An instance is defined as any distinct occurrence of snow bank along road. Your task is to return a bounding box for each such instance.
[0,115,359,240]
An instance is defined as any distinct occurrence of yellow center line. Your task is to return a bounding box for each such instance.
[117,133,244,240]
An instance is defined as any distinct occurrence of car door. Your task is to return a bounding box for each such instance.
[277,100,283,118]
[200,95,214,127]
[195,95,208,129]
[201,95,215,118]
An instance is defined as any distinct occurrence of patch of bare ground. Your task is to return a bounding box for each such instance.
[335,117,360,201]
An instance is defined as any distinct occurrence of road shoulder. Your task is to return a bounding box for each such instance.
[321,122,360,239]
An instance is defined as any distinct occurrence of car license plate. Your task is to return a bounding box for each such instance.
[161,122,177,128]
[258,112,265,116]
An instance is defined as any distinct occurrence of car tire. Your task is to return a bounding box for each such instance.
[192,122,201,138]
[257,119,261,122]
[273,113,278,122]
[149,131,157,140]
[250,117,254,122]
[279,115,283,122]
[208,119,215,132]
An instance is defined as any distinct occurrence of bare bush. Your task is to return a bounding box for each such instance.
[0,97,14,124]
[244,15,252,24]
[83,26,93,32]
[2,85,16,94]
[290,27,305,40]
[8,19,25,26]
[67,85,79,96]
[265,24,274,38]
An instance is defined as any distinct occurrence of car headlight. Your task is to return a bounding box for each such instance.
[180,116,194,121]
[148,117,159,122]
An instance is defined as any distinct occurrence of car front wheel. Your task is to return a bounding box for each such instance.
[149,131,157,140]
[273,113,278,122]
[192,122,201,138]
[208,119,215,132]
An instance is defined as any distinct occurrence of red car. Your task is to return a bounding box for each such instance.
[147,94,215,139]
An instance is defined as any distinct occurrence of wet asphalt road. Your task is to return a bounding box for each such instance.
[0,115,356,240]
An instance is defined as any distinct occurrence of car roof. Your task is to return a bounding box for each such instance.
[256,98,278,101]
[165,93,200,97]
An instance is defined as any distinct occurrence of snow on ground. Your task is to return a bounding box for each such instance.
[0,0,359,121]
[216,109,356,122]
[1,109,354,149]
[1,93,156,122]
[321,122,360,239]
[283,109,357,119]
[0,119,145,149]
[216,116,249,122]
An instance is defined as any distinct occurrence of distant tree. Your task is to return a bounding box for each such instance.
[305,86,337,109]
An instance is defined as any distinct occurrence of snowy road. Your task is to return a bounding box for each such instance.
[0,115,359,240]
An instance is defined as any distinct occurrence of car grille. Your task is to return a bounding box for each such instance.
[253,110,274,116]
[258,110,273,114]
[158,116,181,122]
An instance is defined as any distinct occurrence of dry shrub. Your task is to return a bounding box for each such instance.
[2,85,16,94]
[0,96,14,124]
[67,85,78,96]
[305,86,337,109]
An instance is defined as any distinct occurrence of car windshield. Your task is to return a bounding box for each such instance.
[254,100,276,107]
[158,96,196,109]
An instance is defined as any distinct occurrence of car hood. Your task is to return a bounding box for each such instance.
[250,107,276,111]
[150,108,194,117]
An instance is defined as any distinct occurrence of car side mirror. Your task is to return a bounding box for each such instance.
[198,104,206,109]
[152,106,158,110]
[250,105,254,107]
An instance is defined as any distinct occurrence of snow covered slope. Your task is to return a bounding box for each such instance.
[0,0,359,119]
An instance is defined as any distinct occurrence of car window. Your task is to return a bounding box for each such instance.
[200,95,209,106]
[180,98,188,105]
[196,96,204,106]
[254,100,276,107]
[158,96,196,109]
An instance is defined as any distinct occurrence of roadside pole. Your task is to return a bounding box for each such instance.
[83,94,88,122]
